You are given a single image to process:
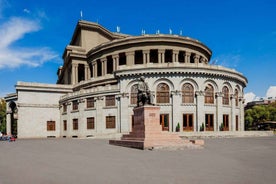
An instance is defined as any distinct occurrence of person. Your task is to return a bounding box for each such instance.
[137,76,153,106]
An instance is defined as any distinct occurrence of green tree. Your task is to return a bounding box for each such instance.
[0,99,6,134]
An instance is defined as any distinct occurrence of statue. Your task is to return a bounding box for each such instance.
[137,76,153,107]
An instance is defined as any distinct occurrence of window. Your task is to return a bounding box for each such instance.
[78,64,85,82]
[97,59,102,77]
[235,89,239,106]
[223,114,229,131]
[106,116,116,129]
[63,120,67,131]
[205,84,214,104]
[183,114,193,131]
[205,114,214,131]
[157,83,170,103]
[106,56,113,74]
[87,117,95,129]
[150,49,158,63]
[165,50,172,63]
[222,86,229,105]
[119,53,126,65]
[72,100,78,110]
[182,83,194,103]
[178,51,185,63]
[63,103,67,113]
[135,50,143,64]
[87,97,94,108]
[130,84,138,105]
[73,119,78,130]
[106,95,115,106]
[47,121,55,131]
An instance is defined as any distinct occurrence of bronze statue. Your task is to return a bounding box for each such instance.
[137,76,153,106]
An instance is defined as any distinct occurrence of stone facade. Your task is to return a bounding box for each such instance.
[5,20,247,138]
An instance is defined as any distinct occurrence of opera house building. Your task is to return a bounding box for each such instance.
[5,20,247,138]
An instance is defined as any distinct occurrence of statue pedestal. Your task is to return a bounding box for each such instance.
[109,105,204,149]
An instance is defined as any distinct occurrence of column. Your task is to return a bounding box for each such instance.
[158,49,165,63]
[230,94,236,131]
[84,64,90,80]
[185,52,191,63]
[93,62,97,78]
[216,92,223,131]
[126,51,135,66]
[193,54,200,64]
[101,58,106,76]
[143,50,149,64]
[171,91,181,132]
[196,91,205,132]
[173,50,179,63]
[6,110,12,135]
[239,97,245,131]
[112,55,119,71]
[71,63,78,84]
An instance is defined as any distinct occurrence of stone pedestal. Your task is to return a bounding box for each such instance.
[109,105,204,149]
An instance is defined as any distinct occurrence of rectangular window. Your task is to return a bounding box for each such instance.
[106,116,116,129]
[205,114,214,131]
[47,121,55,131]
[87,117,95,129]
[87,97,94,108]
[63,104,67,113]
[223,114,229,131]
[63,120,67,131]
[119,53,126,65]
[183,114,193,131]
[106,95,115,106]
[72,100,78,110]
[73,119,78,130]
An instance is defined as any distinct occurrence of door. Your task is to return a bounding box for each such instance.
[205,114,214,131]
[160,114,169,131]
[183,114,193,131]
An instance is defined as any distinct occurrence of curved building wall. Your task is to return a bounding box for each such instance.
[57,21,247,138]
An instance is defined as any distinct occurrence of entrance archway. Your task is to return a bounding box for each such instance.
[9,101,18,137]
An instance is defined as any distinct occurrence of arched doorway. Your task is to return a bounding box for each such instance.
[9,101,18,137]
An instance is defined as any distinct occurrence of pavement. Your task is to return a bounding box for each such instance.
[0,136,275,184]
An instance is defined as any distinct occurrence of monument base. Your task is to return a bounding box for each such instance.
[109,105,204,150]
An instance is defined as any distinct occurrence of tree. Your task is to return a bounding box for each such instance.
[245,102,276,130]
[0,99,6,134]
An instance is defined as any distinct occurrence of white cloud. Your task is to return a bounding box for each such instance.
[23,8,30,14]
[266,86,276,99]
[212,54,241,68]
[0,17,59,69]
[244,92,256,104]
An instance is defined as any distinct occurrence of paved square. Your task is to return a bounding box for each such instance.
[0,137,275,184]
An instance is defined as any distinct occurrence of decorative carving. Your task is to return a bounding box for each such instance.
[195,90,205,96]
[215,92,224,97]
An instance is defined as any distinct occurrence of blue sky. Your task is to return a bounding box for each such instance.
[0,0,275,101]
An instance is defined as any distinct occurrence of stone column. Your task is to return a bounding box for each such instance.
[185,52,191,63]
[112,55,119,71]
[143,50,149,64]
[230,94,236,131]
[158,49,165,63]
[101,58,106,76]
[71,63,78,84]
[173,50,179,63]
[196,91,205,132]
[216,92,223,132]
[93,62,97,78]
[239,97,245,131]
[126,51,135,66]
[84,64,90,80]
[171,91,182,132]
[95,96,104,133]
[193,54,200,64]
[6,110,12,135]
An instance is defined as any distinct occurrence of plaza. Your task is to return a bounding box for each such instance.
[0,136,275,184]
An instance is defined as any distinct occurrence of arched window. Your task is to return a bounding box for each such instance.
[222,86,229,105]
[235,89,239,106]
[205,84,214,104]
[157,83,170,103]
[182,83,194,103]
[130,84,138,105]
